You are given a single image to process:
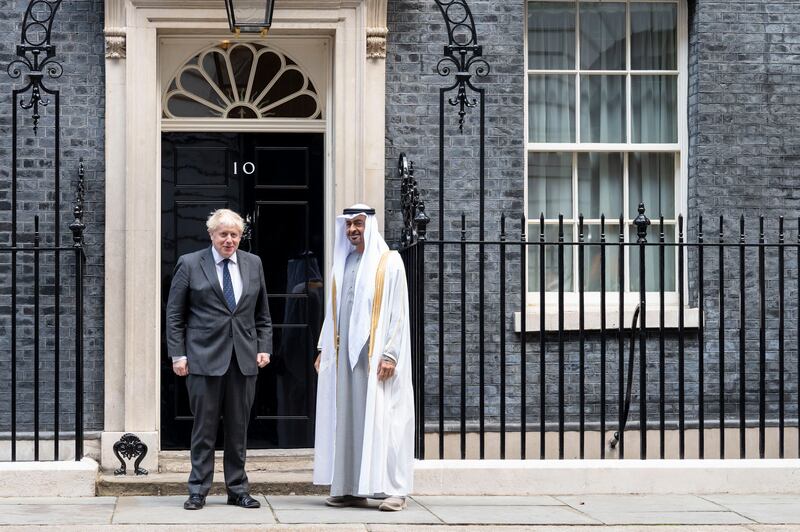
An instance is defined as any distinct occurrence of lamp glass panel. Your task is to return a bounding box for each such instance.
[232,0,271,25]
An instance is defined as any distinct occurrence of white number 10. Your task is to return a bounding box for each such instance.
[233,162,255,175]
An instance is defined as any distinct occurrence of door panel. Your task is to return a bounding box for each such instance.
[161,132,324,450]
[244,134,324,448]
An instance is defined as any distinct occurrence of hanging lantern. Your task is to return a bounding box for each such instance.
[224,0,275,36]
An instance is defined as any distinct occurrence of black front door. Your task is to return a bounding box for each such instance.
[160,132,325,450]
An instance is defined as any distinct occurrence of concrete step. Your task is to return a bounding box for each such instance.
[97,470,327,496]
[158,449,314,473]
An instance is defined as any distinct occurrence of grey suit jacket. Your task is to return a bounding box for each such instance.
[166,246,273,376]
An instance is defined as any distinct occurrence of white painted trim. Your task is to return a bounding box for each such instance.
[161,118,327,132]
[513,306,701,332]
[527,143,681,152]
[103,0,380,470]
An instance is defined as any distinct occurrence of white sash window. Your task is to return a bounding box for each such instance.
[526,0,687,297]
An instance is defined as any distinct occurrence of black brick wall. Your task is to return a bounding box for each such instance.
[0,0,105,434]
[385,0,528,428]
[387,0,800,433]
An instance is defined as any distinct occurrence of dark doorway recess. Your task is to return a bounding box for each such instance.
[160,132,324,450]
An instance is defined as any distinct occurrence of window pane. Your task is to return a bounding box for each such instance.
[528,153,573,218]
[631,2,677,70]
[631,75,677,143]
[580,2,625,70]
[629,152,675,218]
[581,224,620,292]
[578,153,623,218]
[629,225,675,292]
[528,2,576,69]
[580,75,626,142]
[528,224,574,292]
[529,75,576,142]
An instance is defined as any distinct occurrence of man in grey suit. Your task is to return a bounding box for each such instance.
[166,208,273,510]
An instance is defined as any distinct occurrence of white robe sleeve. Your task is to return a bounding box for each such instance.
[381,298,405,363]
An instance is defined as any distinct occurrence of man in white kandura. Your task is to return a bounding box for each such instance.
[313,204,414,512]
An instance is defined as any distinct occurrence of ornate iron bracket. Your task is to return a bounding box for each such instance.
[69,159,86,247]
[633,203,651,243]
[6,0,64,135]
[242,212,254,252]
[113,433,149,476]
[434,0,489,133]
[399,153,430,246]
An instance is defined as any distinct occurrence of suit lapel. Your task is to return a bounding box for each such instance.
[200,247,229,311]
[236,252,250,312]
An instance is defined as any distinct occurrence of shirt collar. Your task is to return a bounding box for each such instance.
[211,246,238,266]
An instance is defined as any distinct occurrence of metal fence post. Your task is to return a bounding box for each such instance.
[633,203,650,459]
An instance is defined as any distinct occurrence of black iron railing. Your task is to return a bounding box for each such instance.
[0,163,87,462]
[2,0,87,462]
[399,161,800,461]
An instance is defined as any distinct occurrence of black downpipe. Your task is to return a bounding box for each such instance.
[609,305,641,450]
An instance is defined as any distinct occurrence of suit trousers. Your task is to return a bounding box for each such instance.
[186,354,257,496]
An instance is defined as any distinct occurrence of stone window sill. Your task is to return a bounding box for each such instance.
[514,306,702,332]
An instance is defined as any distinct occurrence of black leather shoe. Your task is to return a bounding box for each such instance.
[183,494,206,510]
[227,493,261,508]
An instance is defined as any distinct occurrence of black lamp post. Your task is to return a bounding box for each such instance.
[224,0,275,36]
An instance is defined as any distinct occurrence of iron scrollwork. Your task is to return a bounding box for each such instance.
[434,0,490,133]
[399,153,430,246]
[6,0,64,134]
[113,433,149,476]
[69,159,86,247]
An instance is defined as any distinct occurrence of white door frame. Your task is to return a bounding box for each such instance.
[101,0,387,472]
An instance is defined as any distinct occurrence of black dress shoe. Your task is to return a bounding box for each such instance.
[227,493,261,508]
[183,494,206,510]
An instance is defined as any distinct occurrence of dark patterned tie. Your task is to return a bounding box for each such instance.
[222,258,236,312]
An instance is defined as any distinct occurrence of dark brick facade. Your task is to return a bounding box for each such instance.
[386,0,800,434]
[0,0,105,434]
[2,0,799,446]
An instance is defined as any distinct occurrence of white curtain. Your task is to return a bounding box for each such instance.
[631,2,677,70]
[581,75,626,142]
[578,153,623,218]
[631,3,678,143]
[629,152,675,218]
[580,3,625,70]
[528,2,576,143]
[632,75,677,143]
[528,153,572,218]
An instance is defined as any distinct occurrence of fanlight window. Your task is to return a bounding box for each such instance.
[163,43,322,120]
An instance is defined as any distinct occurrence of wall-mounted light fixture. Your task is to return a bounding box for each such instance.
[224,0,275,36]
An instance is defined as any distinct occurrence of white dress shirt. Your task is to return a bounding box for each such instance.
[171,247,243,364]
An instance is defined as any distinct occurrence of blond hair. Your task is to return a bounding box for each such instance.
[206,208,245,234]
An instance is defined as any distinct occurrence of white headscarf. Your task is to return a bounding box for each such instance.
[332,203,389,369]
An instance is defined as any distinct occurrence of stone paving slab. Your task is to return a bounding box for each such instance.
[703,494,800,505]
[557,494,728,513]
[112,495,276,524]
[0,503,115,526]
[413,495,563,506]
[700,494,800,524]
[367,526,756,532]
[0,523,790,530]
[424,504,600,525]
[556,494,753,526]
[585,511,753,526]
[267,495,439,524]
[11,526,366,532]
[1,494,800,529]
[0,496,116,505]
